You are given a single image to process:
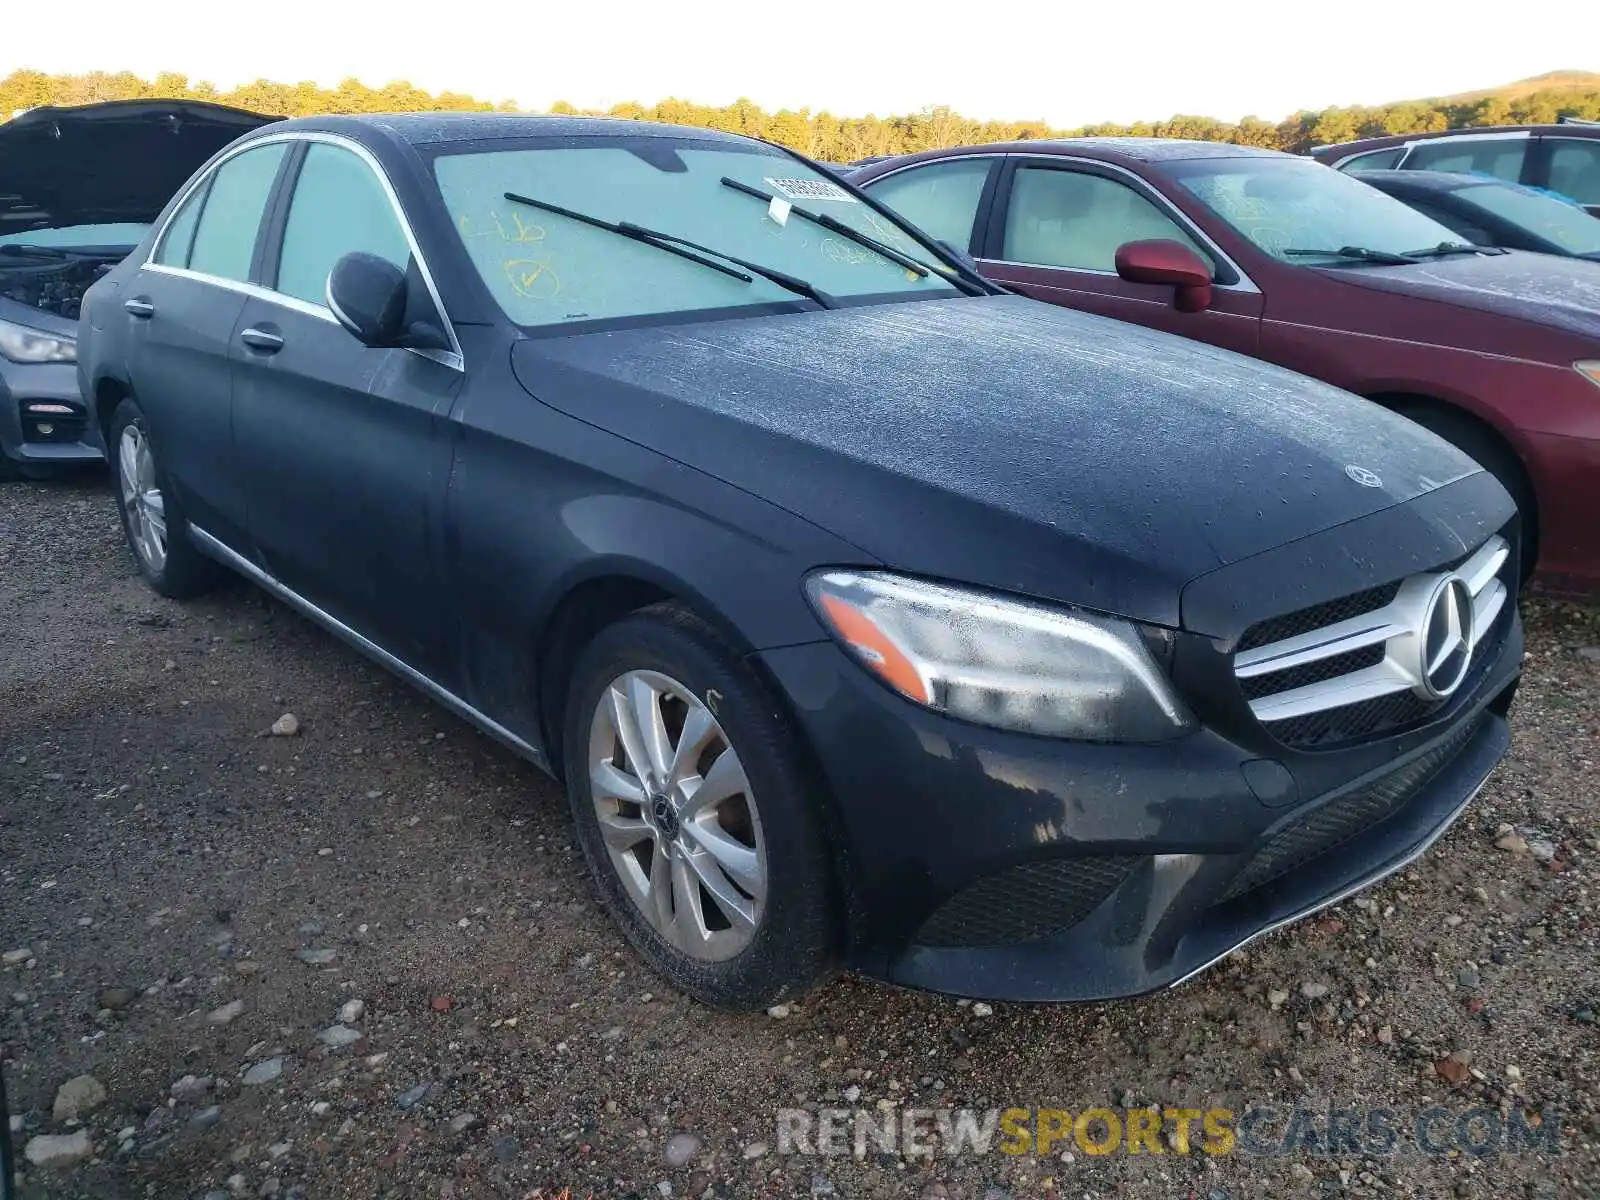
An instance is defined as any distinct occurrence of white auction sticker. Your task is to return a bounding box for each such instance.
[763,177,858,203]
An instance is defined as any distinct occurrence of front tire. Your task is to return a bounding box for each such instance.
[110,398,223,599]
[564,604,839,1009]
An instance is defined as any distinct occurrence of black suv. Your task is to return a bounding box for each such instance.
[76,115,1521,1007]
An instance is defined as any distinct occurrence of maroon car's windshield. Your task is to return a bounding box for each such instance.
[1168,158,1461,265]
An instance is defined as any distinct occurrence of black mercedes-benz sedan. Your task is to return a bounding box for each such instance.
[76,114,1522,1008]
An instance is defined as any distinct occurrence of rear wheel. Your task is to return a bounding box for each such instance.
[563,604,839,1009]
[110,398,224,599]
[1398,405,1537,581]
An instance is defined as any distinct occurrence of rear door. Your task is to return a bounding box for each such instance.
[125,140,291,547]
[230,137,464,678]
[977,157,1263,356]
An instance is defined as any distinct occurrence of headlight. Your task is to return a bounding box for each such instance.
[805,570,1194,742]
[0,318,76,364]
[1577,361,1600,390]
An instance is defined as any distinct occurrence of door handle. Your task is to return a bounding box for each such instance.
[239,327,285,353]
[123,298,155,318]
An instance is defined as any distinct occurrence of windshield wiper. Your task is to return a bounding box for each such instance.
[721,176,996,296]
[503,192,834,309]
[1282,246,1420,266]
[719,177,942,276]
[1402,241,1506,259]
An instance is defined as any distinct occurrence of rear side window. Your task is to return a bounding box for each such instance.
[865,159,993,251]
[1002,167,1212,273]
[1337,148,1405,173]
[187,143,289,282]
[1403,138,1527,182]
[1547,139,1600,207]
[153,183,207,267]
[275,143,411,305]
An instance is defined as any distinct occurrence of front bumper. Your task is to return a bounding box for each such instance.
[756,610,1520,1002]
[0,359,104,467]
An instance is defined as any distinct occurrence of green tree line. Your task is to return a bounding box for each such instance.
[5,68,1599,161]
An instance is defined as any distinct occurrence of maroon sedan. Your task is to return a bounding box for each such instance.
[849,140,1600,594]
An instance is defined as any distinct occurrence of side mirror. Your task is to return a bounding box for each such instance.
[1114,239,1214,313]
[327,252,409,347]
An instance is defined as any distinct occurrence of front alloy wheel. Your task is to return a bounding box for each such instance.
[589,670,767,961]
[564,604,839,1009]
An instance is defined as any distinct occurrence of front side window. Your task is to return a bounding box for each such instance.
[1001,167,1211,273]
[1454,180,1600,255]
[276,143,412,305]
[1403,137,1527,182]
[864,158,992,251]
[1547,139,1600,207]
[432,138,962,330]
[1170,157,1459,264]
[1337,148,1405,173]
[185,143,289,282]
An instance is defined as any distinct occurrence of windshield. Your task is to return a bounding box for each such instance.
[1454,182,1600,256]
[1166,158,1461,265]
[0,223,150,248]
[432,138,961,329]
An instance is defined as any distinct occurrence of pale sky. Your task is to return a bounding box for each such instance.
[7,0,1595,127]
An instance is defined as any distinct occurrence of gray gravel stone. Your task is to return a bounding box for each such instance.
[241,1058,283,1086]
[25,1129,93,1167]
[664,1132,702,1167]
[52,1074,107,1122]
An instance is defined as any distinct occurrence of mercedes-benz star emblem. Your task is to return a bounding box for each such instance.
[1345,464,1383,488]
[1416,575,1475,699]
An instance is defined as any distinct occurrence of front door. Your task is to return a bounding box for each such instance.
[230,139,463,678]
[979,159,1263,357]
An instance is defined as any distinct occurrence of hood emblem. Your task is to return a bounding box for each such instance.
[1345,465,1383,488]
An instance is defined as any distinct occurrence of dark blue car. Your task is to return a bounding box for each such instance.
[75,114,1521,1007]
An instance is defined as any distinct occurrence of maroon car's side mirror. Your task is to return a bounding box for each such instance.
[1114,240,1214,313]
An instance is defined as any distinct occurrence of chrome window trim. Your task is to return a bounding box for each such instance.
[190,525,548,771]
[142,129,465,372]
[864,151,1260,295]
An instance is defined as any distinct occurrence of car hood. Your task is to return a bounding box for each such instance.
[0,100,276,230]
[1316,251,1600,340]
[512,295,1480,626]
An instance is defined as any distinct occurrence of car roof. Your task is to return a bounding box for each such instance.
[262,112,760,149]
[859,137,1297,175]
[1316,123,1600,157]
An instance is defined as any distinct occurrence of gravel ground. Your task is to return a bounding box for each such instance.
[2,473,1597,1200]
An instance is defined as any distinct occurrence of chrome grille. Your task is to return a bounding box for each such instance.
[1235,537,1509,749]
